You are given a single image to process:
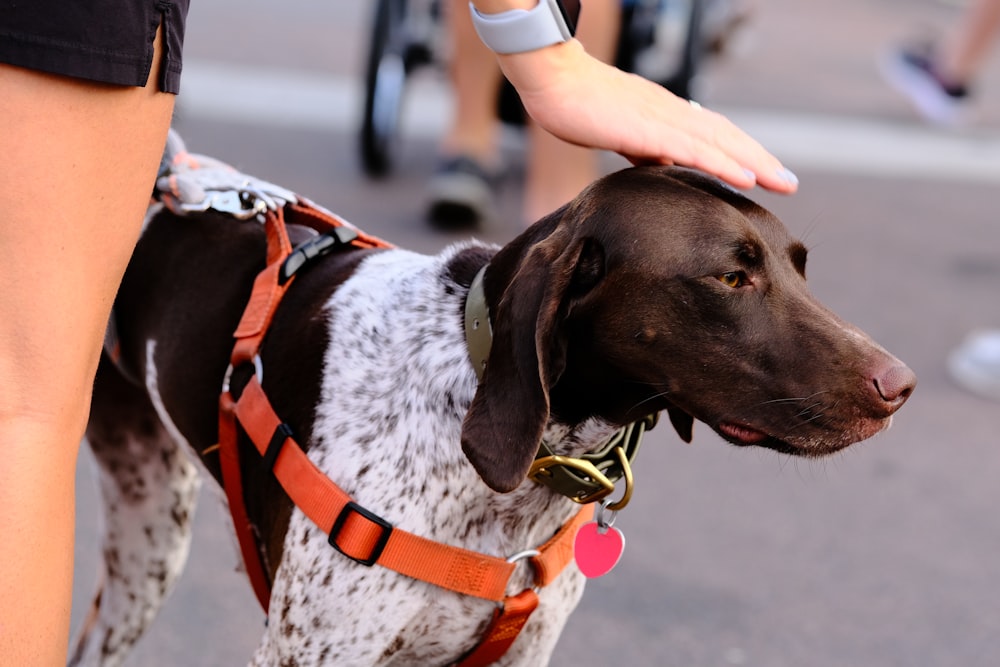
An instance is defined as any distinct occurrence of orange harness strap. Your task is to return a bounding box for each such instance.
[218,202,590,664]
[220,203,390,611]
[457,589,539,667]
[453,507,594,667]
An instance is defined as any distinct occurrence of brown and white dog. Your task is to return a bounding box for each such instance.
[71,146,914,666]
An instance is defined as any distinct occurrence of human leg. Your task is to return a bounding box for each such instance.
[522,0,620,223]
[937,0,1000,85]
[881,0,1000,125]
[0,32,174,665]
[440,0,506,162]
[427,0,507,226]
[936,0,1000,399]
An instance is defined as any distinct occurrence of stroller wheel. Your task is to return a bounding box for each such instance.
[361,0,410,177]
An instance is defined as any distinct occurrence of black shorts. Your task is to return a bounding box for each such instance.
[0,0,190,93]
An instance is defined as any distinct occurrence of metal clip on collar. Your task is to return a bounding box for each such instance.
[528,414,657,510]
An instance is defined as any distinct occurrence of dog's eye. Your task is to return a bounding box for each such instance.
[716,272,747,288]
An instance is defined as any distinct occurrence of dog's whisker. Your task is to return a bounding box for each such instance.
[757,390,831,407]
[630,391,672,412]
[794,401,825,419]
[783,409,830,436]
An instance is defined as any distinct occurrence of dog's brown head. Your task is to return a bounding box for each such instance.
[461,166,915,493]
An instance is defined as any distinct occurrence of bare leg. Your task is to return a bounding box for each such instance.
[0,30,174,664]
[442,0,505,162]
[440,0,621,224]
[938,0,1000,86]
[522,0,620,222]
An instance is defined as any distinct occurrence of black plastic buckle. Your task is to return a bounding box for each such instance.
[279,227,359,285]
[328,501,393,567]
[263,423,293,471]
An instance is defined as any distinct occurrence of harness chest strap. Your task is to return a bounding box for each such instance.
[223,377,592,666]
[228,377,591,598]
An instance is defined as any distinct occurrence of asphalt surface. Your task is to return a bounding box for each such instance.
[70,1,1000,665]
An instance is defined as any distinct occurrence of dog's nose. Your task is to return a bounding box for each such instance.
[872,361,917,412]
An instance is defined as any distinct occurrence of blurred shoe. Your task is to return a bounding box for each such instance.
[948,329,1000,401]
[426,155,497,229]
[879,47,970,126]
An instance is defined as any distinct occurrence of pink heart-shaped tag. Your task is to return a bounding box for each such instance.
[574,521,626,578]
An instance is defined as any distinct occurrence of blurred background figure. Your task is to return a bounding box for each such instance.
[880,0,1000,127]
[359,0,750,228]
[881,0,1000,401]
[427,0,622,227]
[425,0,749,227]
[949,329,1000,401]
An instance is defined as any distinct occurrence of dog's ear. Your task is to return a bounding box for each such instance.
[461,223,591,493]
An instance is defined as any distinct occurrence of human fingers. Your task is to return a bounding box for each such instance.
[595,68,798,193]
[501,44,798,193]
[680,97,799,193]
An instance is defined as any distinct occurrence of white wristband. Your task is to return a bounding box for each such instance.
[469,0,575,55]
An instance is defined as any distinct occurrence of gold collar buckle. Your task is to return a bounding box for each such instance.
[528,414,656,509]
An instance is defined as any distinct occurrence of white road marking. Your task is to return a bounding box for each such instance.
[180,59,1000,183]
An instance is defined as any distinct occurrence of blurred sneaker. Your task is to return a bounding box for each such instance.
[879,47,970,126]
[426,155,497,229]
[948,329,1000,401]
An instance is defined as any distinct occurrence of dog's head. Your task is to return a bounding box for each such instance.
[461,166,915,493]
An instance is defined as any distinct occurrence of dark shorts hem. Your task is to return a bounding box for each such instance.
[0,0,189,94]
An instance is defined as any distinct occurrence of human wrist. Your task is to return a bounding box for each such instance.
[496,37,584,96]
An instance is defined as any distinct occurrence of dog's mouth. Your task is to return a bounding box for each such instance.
[718,421,769,445]
[667,404,799,454]
[715,421,796,453]
[665,406,871,458]
[667,406,789,451]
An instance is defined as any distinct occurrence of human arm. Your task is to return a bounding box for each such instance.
[469,1,798,193]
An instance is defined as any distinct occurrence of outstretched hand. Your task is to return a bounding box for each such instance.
[498,39,798,194]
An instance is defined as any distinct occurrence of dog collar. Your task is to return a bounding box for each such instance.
[530,414,657,508]
[464,265,492,382]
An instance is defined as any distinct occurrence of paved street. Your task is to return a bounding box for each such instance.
[70,1,1000,665]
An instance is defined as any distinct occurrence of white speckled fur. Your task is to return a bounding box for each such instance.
[71,386,201,667]
[252,246,599,666]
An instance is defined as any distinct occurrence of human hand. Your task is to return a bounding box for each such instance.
[497,39,798,194]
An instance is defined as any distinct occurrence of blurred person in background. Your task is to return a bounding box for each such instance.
[430,0,754,227]
[428,0,621,227]
[881,0,1000,400]
[881,0,1000,127]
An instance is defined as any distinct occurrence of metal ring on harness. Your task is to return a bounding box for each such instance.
[505,549,543,599]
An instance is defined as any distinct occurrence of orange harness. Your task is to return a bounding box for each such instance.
[217,200,590,666]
